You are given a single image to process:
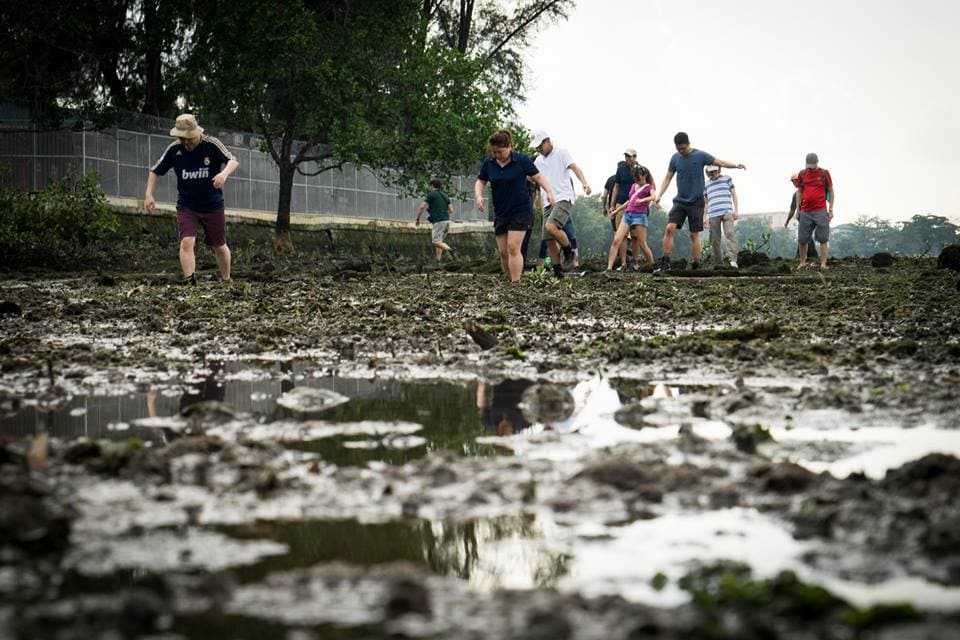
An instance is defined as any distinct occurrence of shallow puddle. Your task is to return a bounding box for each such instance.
[4,362,960,476]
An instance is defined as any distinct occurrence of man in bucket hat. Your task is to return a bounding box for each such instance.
[145,114,239,284]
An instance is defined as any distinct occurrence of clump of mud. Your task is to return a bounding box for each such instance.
[737,250,771,267]
[938,244,960,271]
[870,252,896,268]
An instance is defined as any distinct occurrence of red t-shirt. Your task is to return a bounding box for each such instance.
[799,168,832,212]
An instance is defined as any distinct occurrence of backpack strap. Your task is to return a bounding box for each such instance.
[799,168,828,191]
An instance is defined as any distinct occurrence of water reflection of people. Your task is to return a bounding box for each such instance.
[179,360,227,412]
[279,360,295,394]
[476,379,534,436]
[146,361,227,418]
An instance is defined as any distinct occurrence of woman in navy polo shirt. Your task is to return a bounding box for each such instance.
[475,129,556,282]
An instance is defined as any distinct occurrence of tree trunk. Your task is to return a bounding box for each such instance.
[457,0,474,52]
[274,161,296,253]
[142,0,164,115]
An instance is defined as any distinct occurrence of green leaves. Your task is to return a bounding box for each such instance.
[0,170,119,267]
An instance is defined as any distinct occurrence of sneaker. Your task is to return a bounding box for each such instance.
[553,265,565,279]
[561,247,576,271]
[653,256,671,276]
[819,264,828,271]
[796,263,809,271]
[691,261,701,271]
[729,261,738,269]
[180,273,197,285]
[614,264,626,272]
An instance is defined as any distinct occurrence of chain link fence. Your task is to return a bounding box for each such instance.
[0,117,485,223]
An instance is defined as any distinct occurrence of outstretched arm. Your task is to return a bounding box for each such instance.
[715,159,746,170]
[531,173,556,208]
[568,162,592,195]
[474,179,487,212]
[212,159,239,188]
[144,171,161,214]
[654,171,675,206]
[785,193,797,227]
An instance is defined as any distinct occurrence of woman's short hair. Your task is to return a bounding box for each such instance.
[487,129,513,151]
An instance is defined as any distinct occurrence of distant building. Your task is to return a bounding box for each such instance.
[739,211,790,228]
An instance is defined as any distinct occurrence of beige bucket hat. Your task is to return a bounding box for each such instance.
[169,114,204,139]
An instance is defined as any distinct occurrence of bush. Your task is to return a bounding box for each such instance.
[0,170,119,268]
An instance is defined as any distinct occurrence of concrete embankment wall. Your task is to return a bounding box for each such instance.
[109,197,497,260]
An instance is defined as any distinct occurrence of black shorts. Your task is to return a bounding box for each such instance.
[493,212,533,236]
[668,199,705,233]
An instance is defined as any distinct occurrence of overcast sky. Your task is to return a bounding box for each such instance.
[516,0,960,223]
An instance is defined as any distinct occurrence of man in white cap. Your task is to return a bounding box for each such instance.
[145,114,239,283]
[531,130,591,277]
[794,152,834,270]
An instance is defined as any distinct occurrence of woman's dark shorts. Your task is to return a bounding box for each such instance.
[493,211,534,236]
[668,199,705,233]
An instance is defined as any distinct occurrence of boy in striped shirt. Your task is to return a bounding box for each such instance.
[702,165,739,269]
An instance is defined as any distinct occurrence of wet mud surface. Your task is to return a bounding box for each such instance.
[2,256,960,638]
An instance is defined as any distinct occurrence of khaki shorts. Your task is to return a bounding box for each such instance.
[543,200,573,229]
[431,220,450,244]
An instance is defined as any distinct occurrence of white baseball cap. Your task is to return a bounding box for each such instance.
[705,164,720,172]
[624,148,637,157]
[531,130,550,148]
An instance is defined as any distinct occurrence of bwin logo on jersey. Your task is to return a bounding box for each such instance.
[181,167,210,180]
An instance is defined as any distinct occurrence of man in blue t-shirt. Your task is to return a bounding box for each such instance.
[145,114,239,284]
[653,132,745,274]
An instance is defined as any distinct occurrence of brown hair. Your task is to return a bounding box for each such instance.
[633,165,654,185]
[487,129,513,153]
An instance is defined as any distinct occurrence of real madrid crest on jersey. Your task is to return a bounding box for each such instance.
[204,157,210,166]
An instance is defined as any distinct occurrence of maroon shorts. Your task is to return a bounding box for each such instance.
[177,207,227,247]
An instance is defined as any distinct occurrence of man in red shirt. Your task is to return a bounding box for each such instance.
[795,152,834,270]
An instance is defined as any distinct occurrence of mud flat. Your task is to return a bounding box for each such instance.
[1,256,959,638]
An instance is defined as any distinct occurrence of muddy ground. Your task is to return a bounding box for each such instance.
[2,248,960,639]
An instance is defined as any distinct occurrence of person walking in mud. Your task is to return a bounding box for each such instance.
[784,173,818,260]
[475,129,556,283]
[794,153,834,270]
[415,179,455,261]
[609,149,638,268]
[602,173,618,229]
[653,132,745,274]
[531,130,591,278]
[145,114,239,284]
[606,164,656,271]
[703,164,740,269]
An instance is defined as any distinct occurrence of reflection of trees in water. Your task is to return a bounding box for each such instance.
[227,515,567,589]
[423,515,569,588]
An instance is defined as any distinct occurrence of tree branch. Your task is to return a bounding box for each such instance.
[484,0,564,61]
[297,159,345,177]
